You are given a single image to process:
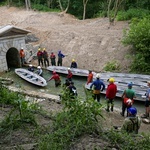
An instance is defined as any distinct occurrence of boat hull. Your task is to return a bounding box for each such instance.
[15,68,47,87]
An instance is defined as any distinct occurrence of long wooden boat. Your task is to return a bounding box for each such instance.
[15,68,47,87]
[47,66,96,77]
[85,72,150,102]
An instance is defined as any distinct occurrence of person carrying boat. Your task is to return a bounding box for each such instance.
[19,47,25,66]
[105,78,117,112]
[57,50,65,66]
[141,81,150,118]
[35,66,43,77]
[43,48,49,67]
[67,68,73,81]
[37,48,43,67]
[90,73,105,103]
[87,70,93,85]
[70,59,77,68]
[50,52,56,66]
[120,83,136,117]
[47,71,61,87]
[121,107,141,134]
[28,64,34,72]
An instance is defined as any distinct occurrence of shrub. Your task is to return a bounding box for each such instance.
[117,8,150,21]
[104,61,120,72]
[122,17,150,74]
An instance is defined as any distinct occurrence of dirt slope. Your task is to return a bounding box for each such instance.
[0,6,131,72]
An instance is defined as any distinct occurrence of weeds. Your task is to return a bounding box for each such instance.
[38,87,104,149]
[104,60,120,72]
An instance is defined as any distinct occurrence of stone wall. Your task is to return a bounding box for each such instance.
[0,36,28,72]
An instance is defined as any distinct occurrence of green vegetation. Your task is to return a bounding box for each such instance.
[0,84,150,149]
[122,17,150,74]
[104,60,120,72]
[117,8,150,21]
[38,87,104,149]
[4,0,149,20]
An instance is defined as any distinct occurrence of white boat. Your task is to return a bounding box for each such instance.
[47,66,96,77]
[85,72,150,102]
[15,68,47,87]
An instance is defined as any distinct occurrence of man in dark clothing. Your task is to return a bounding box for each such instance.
[28,64,34,72]
[37,48,43,67]
[68,81,77,98]
[90,73,105,103]
[57,50,65,66]
[43,48,49,67]
[50,52,56,66]
[70,59,77,68]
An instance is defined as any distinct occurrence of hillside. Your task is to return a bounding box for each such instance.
[0,6,131,72]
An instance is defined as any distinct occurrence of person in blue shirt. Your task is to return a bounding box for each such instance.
[90,73,105,103]
[70,59,77,68]
[57,50,65,66]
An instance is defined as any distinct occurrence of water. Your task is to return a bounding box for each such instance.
[1,68,145,114]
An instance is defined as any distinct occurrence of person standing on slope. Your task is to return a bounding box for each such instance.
[57,50,65,66]
[105,78,117,112]
[90,73,105,103]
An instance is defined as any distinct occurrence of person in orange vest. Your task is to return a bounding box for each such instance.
[87,70,93,85]
[19,47,25,66]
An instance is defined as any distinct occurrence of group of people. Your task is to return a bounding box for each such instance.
[23,47,150,134]
[46,69,77,98]
[87,71,150,134]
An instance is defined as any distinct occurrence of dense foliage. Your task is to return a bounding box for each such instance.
[3,0,150,19]
[122,17,150,74]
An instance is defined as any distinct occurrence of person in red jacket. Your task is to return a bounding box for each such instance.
[105,78,117,112]
[47,71,61,87]
[67,68,73,81]
[87,70,93,85]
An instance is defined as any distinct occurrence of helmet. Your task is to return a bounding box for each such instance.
[109,78,115,83]
[43,48,46,51]
[29,64,32,67]
[21,47,23,49]
[53,71,56,74]
[38,48,41,51]
[96,73,100,78]
[37,66,41,69]
[127,107,137,116]
[128,82,133,87]
[126,99,132,106]
[68,68,70,70]
[72,59,75,62]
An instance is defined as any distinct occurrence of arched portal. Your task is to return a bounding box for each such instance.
[6,48,21,69]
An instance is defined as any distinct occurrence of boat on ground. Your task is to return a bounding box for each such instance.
[47,66,96,77]
[85,72,150,102]
[15,68,47,87]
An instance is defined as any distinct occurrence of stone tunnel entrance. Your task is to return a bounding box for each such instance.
[6,48,21,69]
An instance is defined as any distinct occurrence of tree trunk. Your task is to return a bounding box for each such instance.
[83,0,88,20]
